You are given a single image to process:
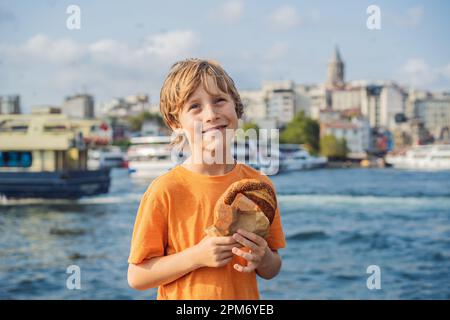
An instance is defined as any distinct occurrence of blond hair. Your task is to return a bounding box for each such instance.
[159,58,244,147]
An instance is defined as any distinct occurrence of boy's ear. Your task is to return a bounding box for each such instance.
[171,124,184,134]
[170,123,180,130]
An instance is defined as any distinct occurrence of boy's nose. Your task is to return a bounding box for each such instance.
[203,104,220,122]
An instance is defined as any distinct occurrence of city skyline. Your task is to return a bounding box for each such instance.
[1,0,449,112]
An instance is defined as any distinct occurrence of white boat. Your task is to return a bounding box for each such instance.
[127,136,178,178]
[260,144,327,175]
[280,150,328,172]
[88,146,126,170]
[385,144,450,170]
[279,145,327,172]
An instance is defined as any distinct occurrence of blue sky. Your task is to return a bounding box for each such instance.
[1,0,449,112]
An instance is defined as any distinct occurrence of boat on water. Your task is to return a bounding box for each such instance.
[279,144,328,172]
[127,135,264,178]
[260,144,327,175]
[385,144,450,170]
[0,113,111,199]
[127,136,179,178]
[88,146,127,170]
[126,136,328,178]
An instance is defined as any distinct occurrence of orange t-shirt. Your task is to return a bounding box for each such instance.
[127,163,286,300]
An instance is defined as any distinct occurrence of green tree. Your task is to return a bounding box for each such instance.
[280,111,320,154]
[242,122,259,132]
[112,139,131,150]
[320,134,348,159]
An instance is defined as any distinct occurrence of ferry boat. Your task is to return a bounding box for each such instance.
[0,113,111,199]
[385,144,450,170]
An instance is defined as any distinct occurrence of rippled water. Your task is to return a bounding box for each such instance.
[1,168,449,299]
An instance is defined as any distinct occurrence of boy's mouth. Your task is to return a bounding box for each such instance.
[202,124,228,134]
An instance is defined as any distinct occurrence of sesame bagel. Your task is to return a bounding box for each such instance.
[204,179,277,238]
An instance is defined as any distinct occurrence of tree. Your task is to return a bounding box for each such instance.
[320,134,348,159]
[242,122,259,132]
[280,111,320,154]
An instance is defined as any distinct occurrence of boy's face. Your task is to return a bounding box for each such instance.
[177,76,238,161]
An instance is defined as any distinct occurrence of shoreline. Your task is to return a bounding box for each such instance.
[325,159,388,169]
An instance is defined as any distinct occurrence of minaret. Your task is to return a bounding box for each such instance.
[326,45,345,88]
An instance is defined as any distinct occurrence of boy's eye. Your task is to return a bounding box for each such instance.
[189,104,200,111]
[215,97,226,104]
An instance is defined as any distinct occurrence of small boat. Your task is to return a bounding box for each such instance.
[260,144,327,175]
[0,113,111,199]
[385,144,450,170]
[88,146,126,170]
[280,149,328,172]
[127,136,178,178]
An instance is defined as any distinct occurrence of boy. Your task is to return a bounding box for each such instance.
[127,58,286,299]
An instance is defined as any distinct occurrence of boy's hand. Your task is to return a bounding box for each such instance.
[231,229,269,273]
[192,235,243,268]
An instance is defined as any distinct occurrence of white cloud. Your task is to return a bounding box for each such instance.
[139,30,199,59]
[398,58,450,88]
[3,34,86,64]
[212,0,244,24]
[1,30,199,68]
[0,31,201,108]
[269,5,300,29]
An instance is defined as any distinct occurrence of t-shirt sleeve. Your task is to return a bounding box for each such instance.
[266,205,286,250]
[128,181,168,264]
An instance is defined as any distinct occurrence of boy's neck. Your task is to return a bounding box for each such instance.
[182,155,237,176]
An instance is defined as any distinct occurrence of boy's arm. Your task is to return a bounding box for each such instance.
[128,235,240,290]
[128,245,200,291]
[255,248,282,280]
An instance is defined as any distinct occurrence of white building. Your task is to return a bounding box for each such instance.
[327,81,405,130]
[320,117,371,159]
[259,80,298,125]
[62,94,95,119]
[98,94,150,118]
[240,89,267,122]
[239,80,313,127]
[361,82,405,130]
[413,93,450,140]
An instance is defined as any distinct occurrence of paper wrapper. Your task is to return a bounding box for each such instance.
[205,210,269,268]
[204,210,270,239]
[205,193,271,239]
[205,193,272,268]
